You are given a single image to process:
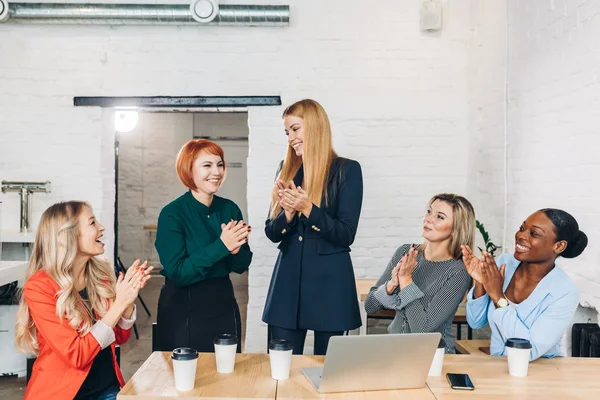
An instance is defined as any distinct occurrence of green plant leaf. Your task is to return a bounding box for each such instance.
[476,219,498,257]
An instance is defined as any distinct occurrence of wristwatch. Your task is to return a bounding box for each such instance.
[496,296,509,308]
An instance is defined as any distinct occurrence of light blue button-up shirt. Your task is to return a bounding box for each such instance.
[466,253,579,361]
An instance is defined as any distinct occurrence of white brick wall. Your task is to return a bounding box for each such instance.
[5,0,596,355]
[0,0,473,352]
[506,0,600,314]
[467,0,507,251]
[467,0,600,346]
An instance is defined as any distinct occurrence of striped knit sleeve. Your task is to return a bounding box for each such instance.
[364,245,409,314]
[402,263,472,333]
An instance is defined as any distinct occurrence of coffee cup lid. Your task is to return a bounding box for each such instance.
[269,339,293,351]
[171,347,198,361]
[213,333,238,346]
[437,338,446,349]
[505,338,532,349]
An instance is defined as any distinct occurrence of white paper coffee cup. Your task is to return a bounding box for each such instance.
[214,334,238,373]
[268,339,294,380]
[171,347,198,391]
[505,338,532,377]
[428,339,445,376]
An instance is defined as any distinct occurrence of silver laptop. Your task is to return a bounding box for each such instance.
[302,333,441,393]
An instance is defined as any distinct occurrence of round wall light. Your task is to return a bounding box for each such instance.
[114,110,139,133]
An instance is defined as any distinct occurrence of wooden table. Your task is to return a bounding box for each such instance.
[278,355,435,399]
[455,340,490,356]
[122,353,600,399]
[426,354,600,399]
[118,352,276,399]
[356,279,377,302]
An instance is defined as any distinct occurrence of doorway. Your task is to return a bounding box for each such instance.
[116,110,250,348]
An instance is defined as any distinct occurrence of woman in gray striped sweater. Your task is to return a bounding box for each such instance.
[364,193,475,353]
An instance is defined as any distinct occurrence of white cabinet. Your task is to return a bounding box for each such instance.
[0,305,27,377]
[0,262,29,376]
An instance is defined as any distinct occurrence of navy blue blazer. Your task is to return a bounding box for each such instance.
[262,157,363,331]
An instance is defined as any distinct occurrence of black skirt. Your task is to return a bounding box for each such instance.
[156,276,242,353]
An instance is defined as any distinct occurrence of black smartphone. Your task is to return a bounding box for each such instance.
[446,373,475,390]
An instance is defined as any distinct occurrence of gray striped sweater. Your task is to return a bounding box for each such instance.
[364,244,472,353]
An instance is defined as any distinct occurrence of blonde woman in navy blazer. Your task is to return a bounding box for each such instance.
[262,99,363,355]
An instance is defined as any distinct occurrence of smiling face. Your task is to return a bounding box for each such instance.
[422,200,454,244]
[76,206,105,258]
[284,115,305,157]
[191,151,225,196]
[514,211,566,263]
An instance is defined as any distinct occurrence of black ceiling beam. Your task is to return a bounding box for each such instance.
[73,96,281,108]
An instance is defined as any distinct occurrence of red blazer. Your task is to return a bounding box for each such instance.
[23,270,131,400]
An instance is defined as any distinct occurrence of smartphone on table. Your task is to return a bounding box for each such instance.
[446,373,475,390]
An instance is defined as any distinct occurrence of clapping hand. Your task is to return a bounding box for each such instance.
[276,179,296,223]
[461,245,505,301]
[461,245,484,284]
[397,245,418,288]
[279,181,313,217]
[115,260,154,308]
[479,251,506,302]
[221,220,250,254]
[387,245,418,294]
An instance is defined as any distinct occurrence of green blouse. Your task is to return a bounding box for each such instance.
[154,191,252,286]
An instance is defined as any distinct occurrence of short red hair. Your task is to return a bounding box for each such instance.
[176,139,226,191]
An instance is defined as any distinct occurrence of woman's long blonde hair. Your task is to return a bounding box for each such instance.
[418,193,476,259]
[15,201,116,355]
[270,99,337,219]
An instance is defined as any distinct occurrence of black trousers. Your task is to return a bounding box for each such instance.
[269,325,344,356]
[157,276,242,353]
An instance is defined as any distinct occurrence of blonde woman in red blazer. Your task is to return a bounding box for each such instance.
[15,201,153,400]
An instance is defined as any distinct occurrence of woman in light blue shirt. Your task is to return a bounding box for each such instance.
[462,208,587,360]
